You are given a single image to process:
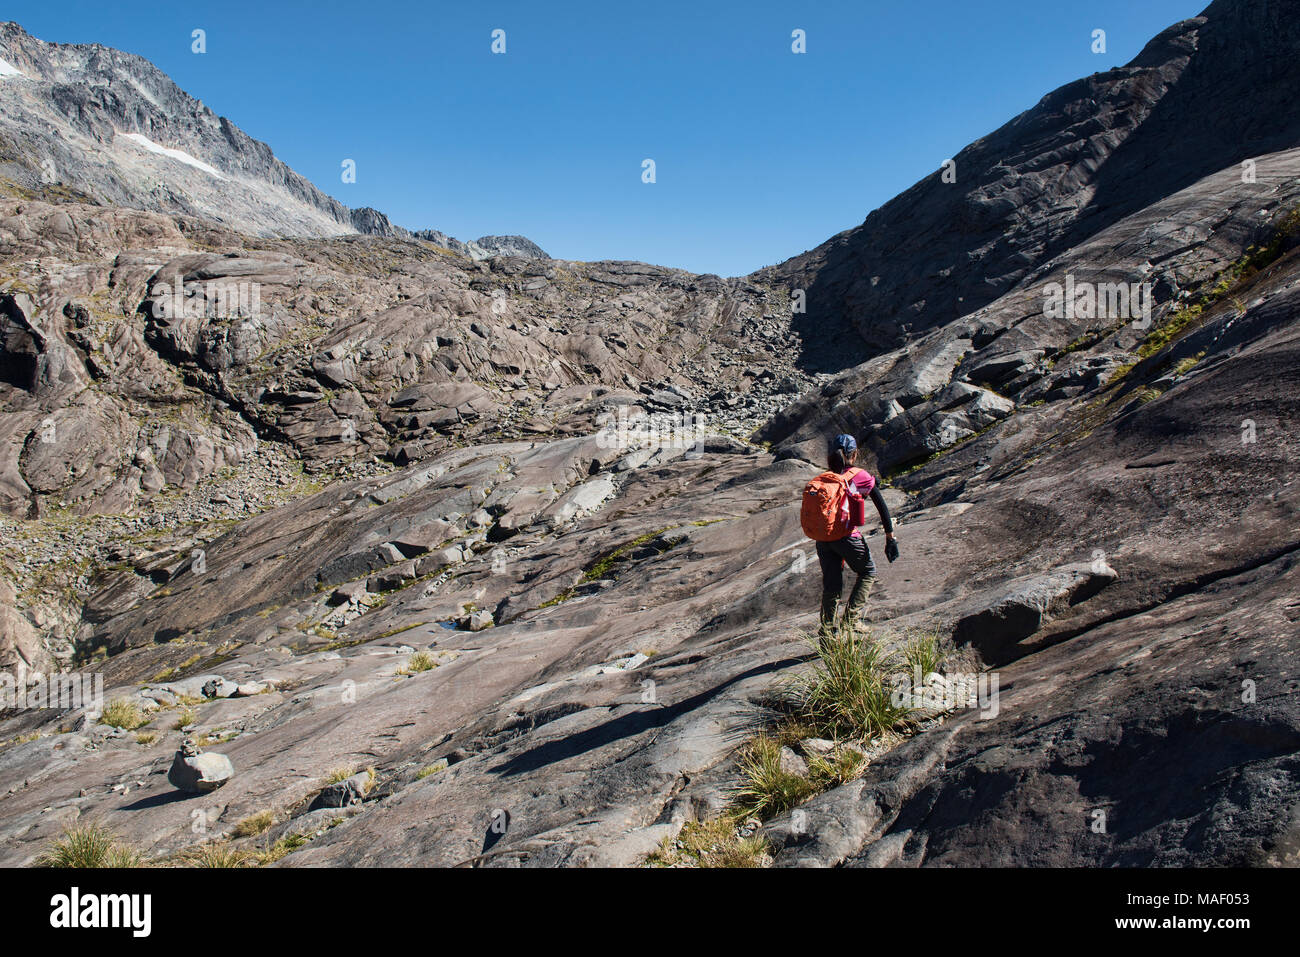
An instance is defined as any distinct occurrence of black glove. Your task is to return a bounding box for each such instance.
[885,537,900,563]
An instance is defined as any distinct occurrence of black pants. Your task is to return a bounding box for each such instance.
[816,535,876,598]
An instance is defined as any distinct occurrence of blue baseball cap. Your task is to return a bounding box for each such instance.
[832,433,857,454]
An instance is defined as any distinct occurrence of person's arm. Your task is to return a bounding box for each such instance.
[869,487,895,539]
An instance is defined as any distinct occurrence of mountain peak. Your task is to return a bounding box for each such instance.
[0,22,544,253]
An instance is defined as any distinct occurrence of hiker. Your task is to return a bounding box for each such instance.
[800,433,898,637]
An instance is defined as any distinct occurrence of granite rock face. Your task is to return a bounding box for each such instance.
[0,213,805,527]
[757,148,1300,471]
[952,562,1119,664]
[756,0,1300,366]
[412,231,551,262]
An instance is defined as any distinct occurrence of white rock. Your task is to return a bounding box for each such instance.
[168,751,234,793]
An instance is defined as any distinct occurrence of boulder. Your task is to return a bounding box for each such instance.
[870,383,1016,471]
[953,562,1119,662]
[200,677,239,699]
[543,476,616,527]
[798,738,837,758]
[493,487,561,537]
[167,739,234,793]
[367,560,417,594]
[778,747,808,776]
[461,610,494,632]
[309,772,371,810]
[1022,352,1132,404]
[963,349,1044,387]
[390,519,454,558]
[156,674,237,699]
[328,580,370,607]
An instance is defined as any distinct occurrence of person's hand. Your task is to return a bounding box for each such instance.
[885,536,900,563]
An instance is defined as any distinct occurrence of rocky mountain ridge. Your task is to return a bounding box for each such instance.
[0,22,548,259]
[0,193,818,668]
[761,0,1300,369]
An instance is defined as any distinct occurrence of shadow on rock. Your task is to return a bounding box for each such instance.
[489,654,808,777]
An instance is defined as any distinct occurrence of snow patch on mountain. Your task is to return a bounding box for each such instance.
[118,132,224,179]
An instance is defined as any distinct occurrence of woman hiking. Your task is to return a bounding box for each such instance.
[800,433,898,638]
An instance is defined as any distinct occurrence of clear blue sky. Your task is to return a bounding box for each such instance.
[9,0,1208,276]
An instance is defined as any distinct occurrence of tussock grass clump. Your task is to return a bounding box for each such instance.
[99,699,147,731]
[37,823,144,868]
[1170,353,1205,378]
[232,810,275,838]
[1138,304,1200,359]
[730,735,818,821]
[540,527,678,608]
[646,627,962,867]
[733,629,954,823]
[772,718,818,749]
[901,630,949,683]
[806,747,869,787]
[182,842,258,868]
[184,825,334,867]
[782,629,918,742]
[398,650,436,675]
[647,818,771,869]
[257,833,307,865]
[194,728,238,748]
[174,707,197,730]
[0,730,42,751]
[323,765,355,785]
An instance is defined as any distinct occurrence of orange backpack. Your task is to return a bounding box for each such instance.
[801,468,863,541]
